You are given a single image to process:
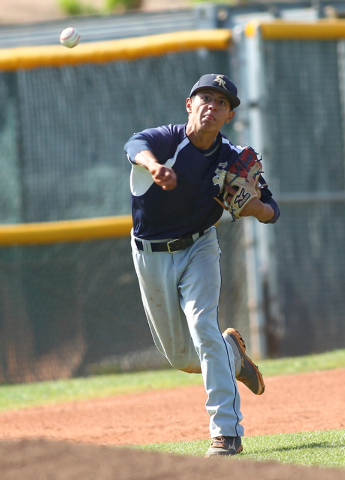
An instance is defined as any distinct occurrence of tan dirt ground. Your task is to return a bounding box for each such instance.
[1,368,345,479]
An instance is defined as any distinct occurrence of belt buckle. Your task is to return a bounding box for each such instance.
[167,239,182,253]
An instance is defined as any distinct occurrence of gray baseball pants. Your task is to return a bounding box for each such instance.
[131,226,243,438]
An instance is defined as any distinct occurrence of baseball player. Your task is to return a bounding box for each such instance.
[124,74,280,457]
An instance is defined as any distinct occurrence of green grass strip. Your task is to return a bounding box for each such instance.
[0,349,344,412]
[259,349,345,377]
[135,430,345,468]
[0,369,201,412]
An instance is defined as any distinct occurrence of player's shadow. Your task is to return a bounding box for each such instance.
[255,441,343,454]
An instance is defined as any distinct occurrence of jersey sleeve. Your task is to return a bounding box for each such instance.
[259,187,280,224]
[124,125,178,164]
[124,133,151,164]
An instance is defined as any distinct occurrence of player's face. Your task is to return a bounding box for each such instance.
[186,90,235,133]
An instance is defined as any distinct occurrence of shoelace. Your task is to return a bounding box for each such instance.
[211,436,232,447]
[237,332,246,350]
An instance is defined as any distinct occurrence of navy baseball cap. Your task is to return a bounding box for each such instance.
[189,74,240,109]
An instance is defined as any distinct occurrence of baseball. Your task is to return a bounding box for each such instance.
[59,27,81,48]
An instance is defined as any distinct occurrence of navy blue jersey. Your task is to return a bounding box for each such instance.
[124,124,279,240]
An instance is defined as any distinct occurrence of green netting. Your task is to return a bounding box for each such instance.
[262,40,344,193]
[0,239,149,383]
[0,72,22,224]
[261,39,345,356]
[2,36,345,384]
[1,49,231,224]
[272,202,345,356]
[0,223,246,384]
[0,48,239,384]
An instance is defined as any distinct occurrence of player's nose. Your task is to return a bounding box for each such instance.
[207,100,217,110]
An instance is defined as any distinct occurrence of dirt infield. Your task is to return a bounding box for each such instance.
[2,438,345,480]
[1,369,345,445]
[1,368,345,479]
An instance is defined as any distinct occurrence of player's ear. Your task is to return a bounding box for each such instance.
[186,97,193,114]
[225,110,235,124]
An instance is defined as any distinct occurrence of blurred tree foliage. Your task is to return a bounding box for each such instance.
[57,0,144,15]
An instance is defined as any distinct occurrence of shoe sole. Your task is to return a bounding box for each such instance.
[224,328,265,395]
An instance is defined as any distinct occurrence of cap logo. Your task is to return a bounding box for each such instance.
[214,75,227,90]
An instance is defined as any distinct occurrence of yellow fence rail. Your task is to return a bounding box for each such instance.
[1,21,343,245]
[0,216,133,245]
[245,19,345,39]
[0,28,235,246]
[0,29,232,71]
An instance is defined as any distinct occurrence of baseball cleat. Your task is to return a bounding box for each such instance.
[205,436,243,457]
[223,328,265,395]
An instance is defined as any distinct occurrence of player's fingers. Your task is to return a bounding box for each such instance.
[161,178,177,190]
[224,185,237,197]
[155,170,177,190]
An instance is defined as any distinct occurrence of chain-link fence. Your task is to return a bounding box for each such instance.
[0,42,241,383]
[236,24,345,357]
[1,23,345,383]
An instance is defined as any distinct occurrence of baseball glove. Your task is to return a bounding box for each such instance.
[215,147,264,222]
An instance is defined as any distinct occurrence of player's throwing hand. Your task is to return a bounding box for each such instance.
[134,150,177,190]
[151,165,177,190]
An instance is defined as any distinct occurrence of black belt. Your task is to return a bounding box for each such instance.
[135,231,206,253]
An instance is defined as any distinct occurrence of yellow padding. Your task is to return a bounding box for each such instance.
[0,216,133,245]
[245,20,345,39]
[0,30,232,71]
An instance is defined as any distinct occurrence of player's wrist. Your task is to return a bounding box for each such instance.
[257,203,274,222]
[135,151,160,173]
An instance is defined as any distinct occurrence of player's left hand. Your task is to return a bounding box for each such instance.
[225,185,273,222]
[225,184,261,201]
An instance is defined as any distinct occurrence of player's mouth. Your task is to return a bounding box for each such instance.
[203,114,215,121]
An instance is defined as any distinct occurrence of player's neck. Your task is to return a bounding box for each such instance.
[186,129,219,151]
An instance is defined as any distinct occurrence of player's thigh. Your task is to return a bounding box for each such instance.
[131,244,194,350]
[178,229,222,333]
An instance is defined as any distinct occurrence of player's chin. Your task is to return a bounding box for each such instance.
[200,120,218,132]
[204,116,224,128]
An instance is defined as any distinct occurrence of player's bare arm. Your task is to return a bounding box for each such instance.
[134,150,177,190]
[241,198,274,222]
[225,185,274,223]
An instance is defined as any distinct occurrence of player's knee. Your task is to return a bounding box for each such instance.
[169,358,201,374]
[181,365,202,374]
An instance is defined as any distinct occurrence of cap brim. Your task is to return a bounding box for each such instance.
[191,86,240,109]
